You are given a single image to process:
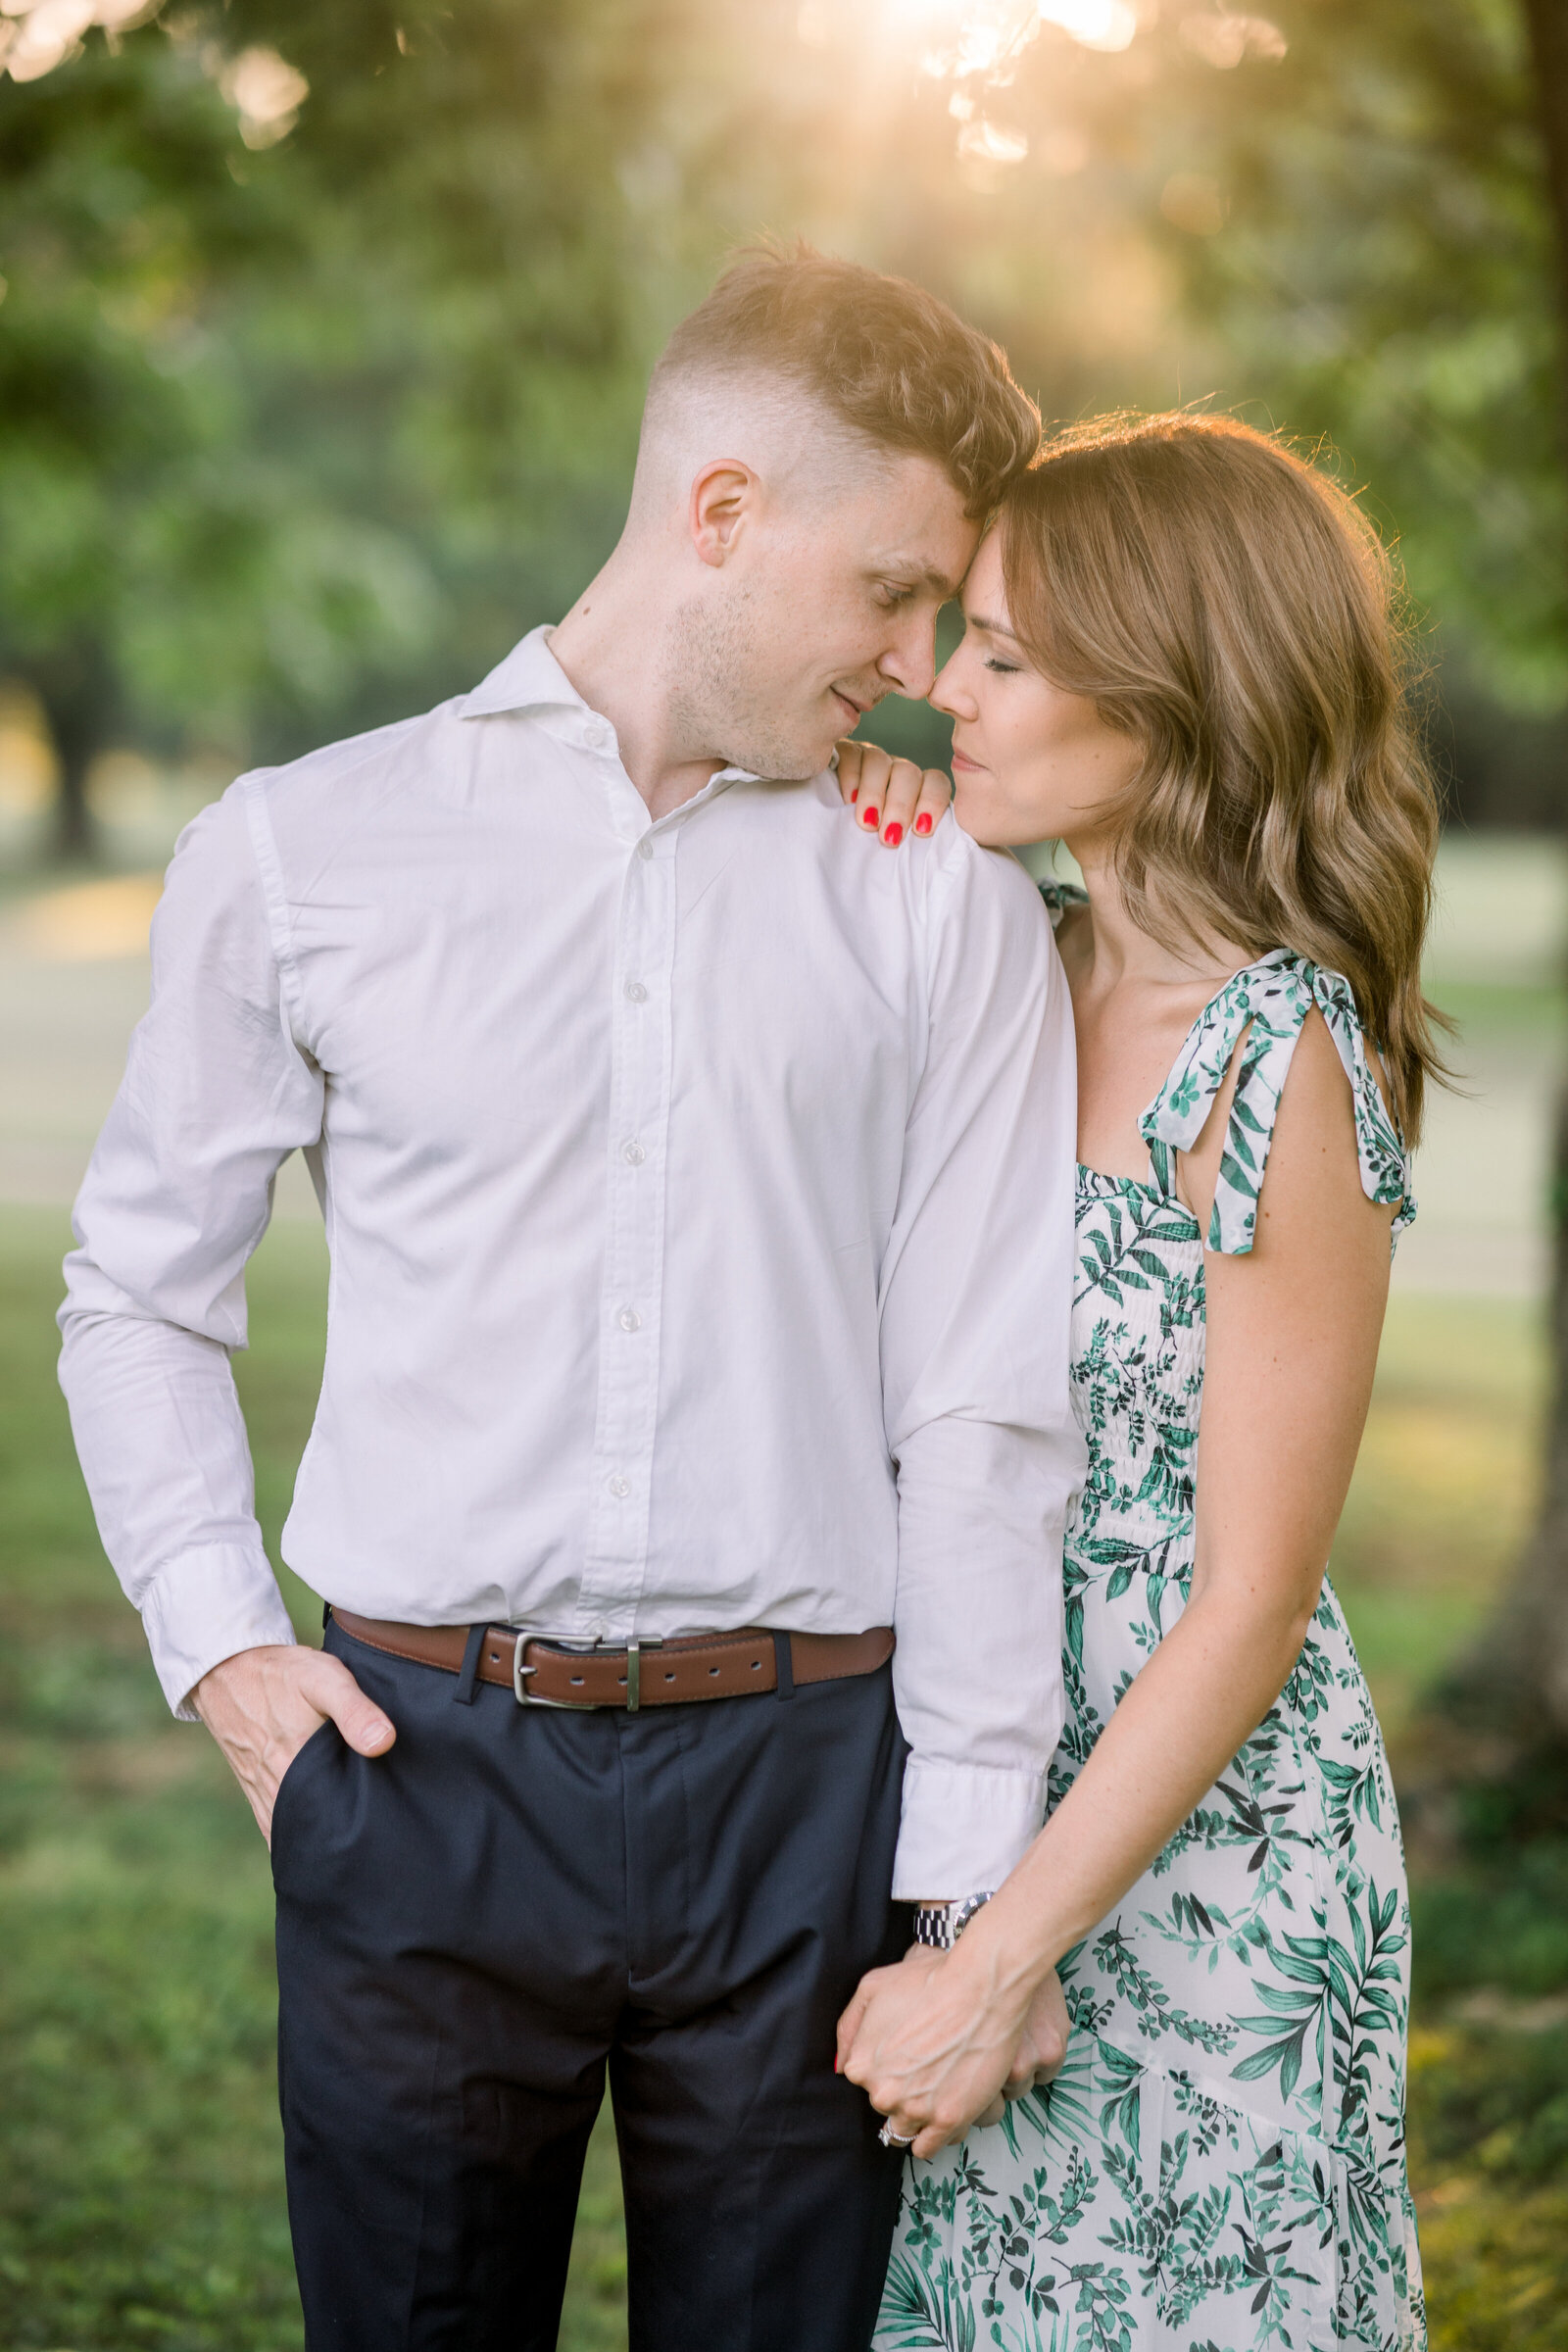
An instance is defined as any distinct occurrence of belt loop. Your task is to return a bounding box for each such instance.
[454,1623,488,1706]
[772,1630,795,1701]
[321,1602,332,1634]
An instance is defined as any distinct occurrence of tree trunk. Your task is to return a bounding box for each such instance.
[1445,0,1568,1740]
[1524,1,1568,310]
[1449,1086,1568,1738]
[20,638,117,865]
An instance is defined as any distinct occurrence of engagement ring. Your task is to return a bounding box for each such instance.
[878,2119,916,2150]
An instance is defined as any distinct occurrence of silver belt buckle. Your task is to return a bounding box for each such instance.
[511,1630,662,1709]
[511,1630,595,1710]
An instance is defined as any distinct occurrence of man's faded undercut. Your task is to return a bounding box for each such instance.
[647,242,1041,520]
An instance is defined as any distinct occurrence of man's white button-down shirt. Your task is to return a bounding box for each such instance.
[59,628,1084,1895]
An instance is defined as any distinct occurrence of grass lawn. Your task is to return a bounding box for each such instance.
[2,1203,1566,2347]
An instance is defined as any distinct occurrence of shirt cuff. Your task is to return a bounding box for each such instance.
[891,1755,1048,1902]
[138,1543,301,1720]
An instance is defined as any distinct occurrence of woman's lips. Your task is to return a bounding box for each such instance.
[951,749,984,772]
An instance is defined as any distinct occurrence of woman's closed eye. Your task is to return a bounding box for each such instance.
[984,656,1020,674]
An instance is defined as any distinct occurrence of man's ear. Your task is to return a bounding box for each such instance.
[689,460,758,568]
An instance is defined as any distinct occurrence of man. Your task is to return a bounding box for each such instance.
[59,246,1082,2351]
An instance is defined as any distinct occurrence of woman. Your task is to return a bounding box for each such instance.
[835,414,1438,2350]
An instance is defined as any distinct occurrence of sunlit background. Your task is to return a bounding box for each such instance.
[3,4,1568,2346]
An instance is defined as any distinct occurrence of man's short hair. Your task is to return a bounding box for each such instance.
[649,242,1040,518]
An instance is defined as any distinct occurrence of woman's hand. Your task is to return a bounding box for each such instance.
[835,1944,1069,2158]
[836,739,954,847]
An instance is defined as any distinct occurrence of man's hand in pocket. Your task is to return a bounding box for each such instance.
[194,1644,396,1843]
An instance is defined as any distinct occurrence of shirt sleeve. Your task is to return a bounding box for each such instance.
[879,842,1083,1899]
[57,780,322,1718]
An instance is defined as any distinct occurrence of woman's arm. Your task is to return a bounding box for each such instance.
[838,1010,1395,2153]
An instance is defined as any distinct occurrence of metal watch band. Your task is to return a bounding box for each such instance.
[910,1890,994,1951]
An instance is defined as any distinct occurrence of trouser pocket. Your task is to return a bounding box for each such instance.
[269,1717,337,1880]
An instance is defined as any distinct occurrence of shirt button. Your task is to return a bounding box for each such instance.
[637,837,654,861]
[607,1474,630,1498]
[622,1139,646,1166]
[617,1306,642,1333]
[623,979,648,1004]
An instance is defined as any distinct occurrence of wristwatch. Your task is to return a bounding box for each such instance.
[911,1891,993,1951]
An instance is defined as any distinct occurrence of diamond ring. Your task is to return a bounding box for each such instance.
[878,2118,917,2150]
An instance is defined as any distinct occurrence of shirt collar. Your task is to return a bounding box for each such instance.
[459,625,586,723]
[459,622,764,792]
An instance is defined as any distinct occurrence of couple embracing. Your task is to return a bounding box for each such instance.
[61,245,1432,2351]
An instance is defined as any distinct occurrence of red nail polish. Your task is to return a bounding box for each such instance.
[915,812,933,836]
[884,822,903,848]
[862,807,878,828]
[834,2055,841,2073]
[851,787,859,803]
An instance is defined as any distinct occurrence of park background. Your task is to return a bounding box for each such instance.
[3,0,1568,2343]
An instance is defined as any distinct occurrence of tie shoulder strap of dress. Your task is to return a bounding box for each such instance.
[1138,950,1416,1256]
[1038,878,1090,931]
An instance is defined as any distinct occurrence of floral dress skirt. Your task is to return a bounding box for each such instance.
[875,937,1426,2352]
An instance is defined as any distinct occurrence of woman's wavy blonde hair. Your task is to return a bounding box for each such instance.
[1001,411,1447,1144]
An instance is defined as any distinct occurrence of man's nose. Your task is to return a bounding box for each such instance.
[877,612,939,703]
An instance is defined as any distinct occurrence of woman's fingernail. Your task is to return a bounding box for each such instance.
[884,822,904,847]
[914,812,933,836]
[834,2055,841,2073]
[851,787,859,803]
[862,806,878,828]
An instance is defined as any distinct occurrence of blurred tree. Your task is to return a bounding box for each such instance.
[11,0,1560,851]
[0,30,428,856]
[1146,0,1564,710]
[0,1,689,857]
[883,0,1563,710]
[0,34,290,855]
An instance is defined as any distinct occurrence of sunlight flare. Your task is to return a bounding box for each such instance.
[863,0,1143,82]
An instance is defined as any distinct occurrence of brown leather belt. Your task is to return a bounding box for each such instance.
[331,1610,894,1711]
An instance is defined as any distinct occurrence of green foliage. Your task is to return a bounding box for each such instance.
[829,0,1566,710]
[1412,1791,1568,1999]
[4,0,1562,809]
[1410,2018,1568,2348]
[1160,0,1567,710]
[1422,2020,1568,2184]
[0,1,689,782]
[0,32,416,760]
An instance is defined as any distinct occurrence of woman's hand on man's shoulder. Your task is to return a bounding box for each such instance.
[835,739,954,849]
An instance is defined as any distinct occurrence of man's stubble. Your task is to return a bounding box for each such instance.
[662,583,837,786]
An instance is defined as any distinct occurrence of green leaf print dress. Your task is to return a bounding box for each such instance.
[875,889,1426,2352]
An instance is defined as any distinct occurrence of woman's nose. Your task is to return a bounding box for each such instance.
[930,657,973,719]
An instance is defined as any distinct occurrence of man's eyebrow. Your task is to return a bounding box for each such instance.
[874,558,961,597]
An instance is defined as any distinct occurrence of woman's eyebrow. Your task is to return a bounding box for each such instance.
[965,611,1023,642]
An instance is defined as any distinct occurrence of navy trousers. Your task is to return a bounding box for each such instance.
[271,1618,909,2350]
